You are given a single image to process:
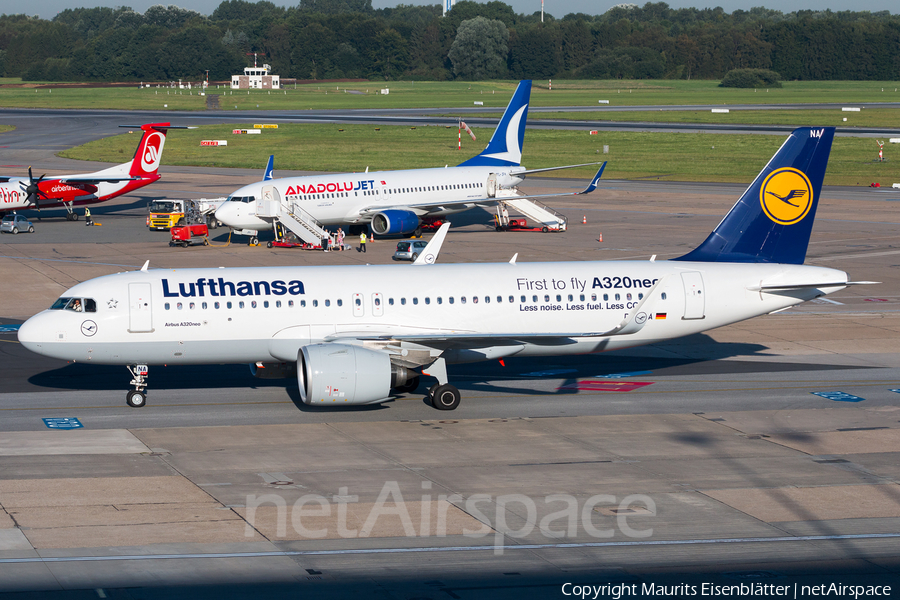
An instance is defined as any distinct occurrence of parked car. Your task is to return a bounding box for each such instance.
[392,240,429,261]
[0,214,35,234]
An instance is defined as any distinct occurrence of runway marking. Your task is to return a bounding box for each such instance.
[812,391,865,403]
[557,381,653,392]
[814,249,900,261]
[1,533,898,564]
[0,255,140,268]
[522,369,578,377]
[595,370,653,379]
[42,417,83,429]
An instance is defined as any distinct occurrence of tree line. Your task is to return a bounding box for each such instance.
[0,1,898,83]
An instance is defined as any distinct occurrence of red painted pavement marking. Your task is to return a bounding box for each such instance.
[556,381,654,392]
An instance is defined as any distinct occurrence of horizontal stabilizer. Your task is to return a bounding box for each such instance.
[517,161,606,176]
[747,280,877,292]
[59,176,140,184]
[118,124,194,130]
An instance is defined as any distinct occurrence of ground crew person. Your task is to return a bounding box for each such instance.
[85,207,93,226]
[358,231,367,253]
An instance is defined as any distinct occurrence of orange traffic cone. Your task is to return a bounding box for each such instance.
[582,215,586,224]
[598,233,603,242]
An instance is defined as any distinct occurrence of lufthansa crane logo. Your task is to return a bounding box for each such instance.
[760,167,813,225]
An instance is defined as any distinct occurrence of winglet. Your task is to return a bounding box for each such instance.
[263,155,274,181]
[412,222,451,266]
[578,162,606,195]
[140,260,149,272]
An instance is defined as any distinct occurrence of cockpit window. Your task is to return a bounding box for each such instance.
[50,297,71,310]
[227,195,256,203]
[148,201,178,213]
[50,297,96,312]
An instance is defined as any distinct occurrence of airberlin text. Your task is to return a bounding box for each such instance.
[162,278,305,298]
[1,187,21,204]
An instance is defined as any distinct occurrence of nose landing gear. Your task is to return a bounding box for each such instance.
[126,364,149,408]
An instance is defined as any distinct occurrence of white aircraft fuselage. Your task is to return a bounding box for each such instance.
[216,165,525,231]
[18,260,846,367]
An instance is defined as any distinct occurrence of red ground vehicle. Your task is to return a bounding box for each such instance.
[170,223,209,247]
[494,217,558,233]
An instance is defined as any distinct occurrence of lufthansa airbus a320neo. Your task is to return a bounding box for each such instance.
[19,127,870,410]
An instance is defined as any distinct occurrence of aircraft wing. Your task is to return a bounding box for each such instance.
[357,163,606,216]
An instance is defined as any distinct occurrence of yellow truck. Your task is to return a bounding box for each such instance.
[147,198,225,231]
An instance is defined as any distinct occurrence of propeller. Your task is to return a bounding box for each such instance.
[19,166,48,209]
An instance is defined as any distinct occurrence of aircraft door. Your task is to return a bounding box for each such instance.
[256,185,282,218]
[128,282,153,333]
[486,174,498,198]
[353,293,364,317]
[372,293,384,317]
[681,272,705,320]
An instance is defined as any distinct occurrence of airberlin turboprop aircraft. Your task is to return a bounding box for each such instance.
[0,123,182,220]
[214,80,605,238]
[18,127,872,410]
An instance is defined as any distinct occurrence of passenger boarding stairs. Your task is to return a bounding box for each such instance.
[256,185,331,246]
[498,195,568,231]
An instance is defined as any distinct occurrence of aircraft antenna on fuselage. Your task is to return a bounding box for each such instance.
[140,260,149,272]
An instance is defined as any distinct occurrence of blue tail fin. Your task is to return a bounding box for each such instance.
[674,127,834,265]
[457,81,531,168]
[263,155,274,181]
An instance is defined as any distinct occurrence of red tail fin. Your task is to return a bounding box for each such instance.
[129,123,170,177]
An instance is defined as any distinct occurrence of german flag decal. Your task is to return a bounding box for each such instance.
[655,313,667,320]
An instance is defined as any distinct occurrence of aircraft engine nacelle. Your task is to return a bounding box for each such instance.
[250,362,297,379]
[298,344,394,405]
[371,210,420,236]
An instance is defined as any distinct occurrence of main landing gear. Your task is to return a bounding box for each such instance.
[422,357,461,411]
[126,364,149,408]
[429,384,461,410]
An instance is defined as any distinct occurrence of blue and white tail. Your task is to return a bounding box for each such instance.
[675,127,834,265]
[457,81,531,168]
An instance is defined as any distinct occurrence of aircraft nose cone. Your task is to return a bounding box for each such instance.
[17,314,44,353]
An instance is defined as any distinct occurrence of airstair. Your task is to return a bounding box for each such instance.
[256,185,332,246]
[498,196,568,231]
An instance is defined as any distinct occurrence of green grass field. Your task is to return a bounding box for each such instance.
[527,108,900,129]
[54,122,900,187]
[2,79,900,115]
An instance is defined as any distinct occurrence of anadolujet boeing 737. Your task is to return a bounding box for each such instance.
[18,127,873,410]
[213,80,605,240]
